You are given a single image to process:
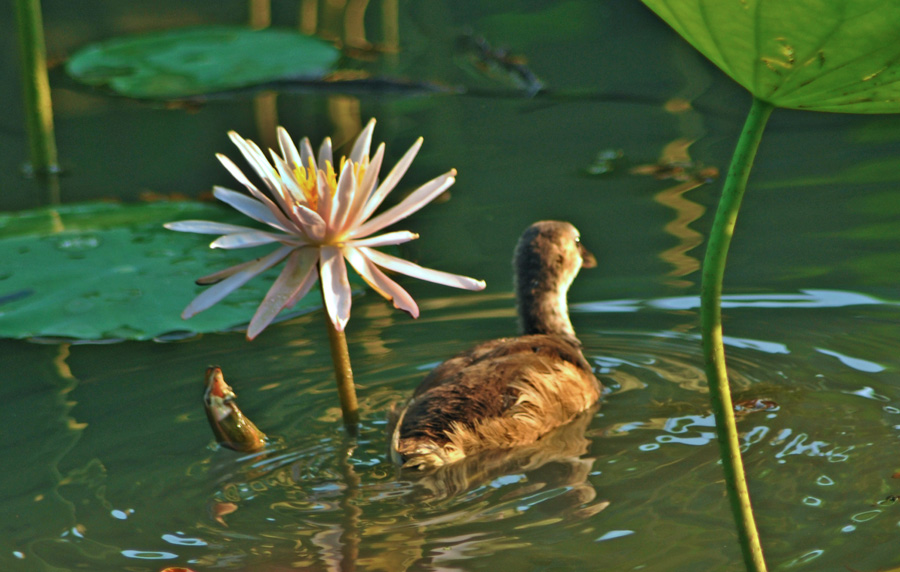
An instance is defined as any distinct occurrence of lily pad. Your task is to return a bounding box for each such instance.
[641,0,900,113]
[0,201,333,341]
[66,26,340,99]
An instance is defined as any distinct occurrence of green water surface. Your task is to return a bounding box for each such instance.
[3,1,900,570]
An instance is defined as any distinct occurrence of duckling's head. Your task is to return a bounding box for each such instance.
[513,221,596,336]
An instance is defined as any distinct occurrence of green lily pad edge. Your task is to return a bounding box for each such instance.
[65,26,341,99]
[0,201,340,342]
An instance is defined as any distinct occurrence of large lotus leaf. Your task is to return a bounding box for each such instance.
[641,0,900,113]
[66,26,340,99]
[0,201,342,341]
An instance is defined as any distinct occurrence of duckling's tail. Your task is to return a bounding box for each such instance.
[390,406,459,470]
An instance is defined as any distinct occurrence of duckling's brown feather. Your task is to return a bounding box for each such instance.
[409,337,509,398]
[394,335,600,468]
[411,335,589,397]
[391,221,602,470]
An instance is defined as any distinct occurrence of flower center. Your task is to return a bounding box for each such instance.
[293,157,320,211]
[292,155,369,216]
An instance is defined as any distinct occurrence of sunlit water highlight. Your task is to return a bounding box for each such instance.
[6,287,900,571]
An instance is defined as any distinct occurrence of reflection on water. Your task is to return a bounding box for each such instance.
[5,288,900,571]
[190,405,605,569]
[638,136,716,289]
[575,288,900,314]
[400,407,602,502]
[654,179,706,289]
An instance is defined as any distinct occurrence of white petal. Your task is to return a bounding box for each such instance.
[299,137,316,171]
[319,246,352,331]
[329,159,357,231]
[362,247,486,291]
[182,245,294,318]
[349,118,376,163]
[277,126,302,170]
[318,137,333,171]
[357,143,384,201]
[359,137,422,223]
[216,159,297,231]
[290,203,326,242]
[228,131,275,192]
[164,220,263,235]
[347,230,418,248]
[285,271,317,308]
[351,170,455,238]
[213,186,291,232]
[269,149,307,206]
[247,247,319,339]
[266,151,320,236]
[342,143,385,234]
[211,230,299,249]
[227,131,281,197]
[344,247,419,317]
[316,169,333,233]
[217,153,262,194]
[195,258,260,285]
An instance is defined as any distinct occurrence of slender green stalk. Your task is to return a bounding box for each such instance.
[14,0,58,175]
[320,285,360,434]
[700,96,773,572]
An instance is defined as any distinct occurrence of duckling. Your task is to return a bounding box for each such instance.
[391,221,602,470]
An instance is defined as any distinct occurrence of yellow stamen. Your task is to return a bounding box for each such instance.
[292,156,319,211]
[328,156,368,198]
[353,157,368,183]
[324,160,339,195]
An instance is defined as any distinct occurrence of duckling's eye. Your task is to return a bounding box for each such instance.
[574,235,581,244]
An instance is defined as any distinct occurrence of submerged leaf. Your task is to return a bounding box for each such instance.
[66,26,340,99]
[642,0,900,113]
[0,201,345,341]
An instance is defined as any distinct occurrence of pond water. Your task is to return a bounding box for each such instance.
[4,1,900,570]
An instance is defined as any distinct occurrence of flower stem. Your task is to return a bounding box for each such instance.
[14,0,58,176]
[320,285,360,434]
[700,96,772,572]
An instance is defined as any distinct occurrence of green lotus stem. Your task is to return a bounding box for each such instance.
[700,95,772,572]
[320,285,360,434]
[14,0,58,175]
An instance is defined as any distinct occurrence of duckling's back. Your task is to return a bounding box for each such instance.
[392,221,602,470]
[391,334,601,469]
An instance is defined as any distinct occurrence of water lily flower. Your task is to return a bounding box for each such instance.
[166,119,486,339]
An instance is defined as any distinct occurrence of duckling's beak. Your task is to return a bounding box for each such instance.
[578,243,597,269]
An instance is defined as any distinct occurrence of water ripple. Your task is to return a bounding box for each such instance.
[576,289,898,313]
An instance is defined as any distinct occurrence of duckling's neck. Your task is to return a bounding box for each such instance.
[516,280,574,336]
[514,262,576,337]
